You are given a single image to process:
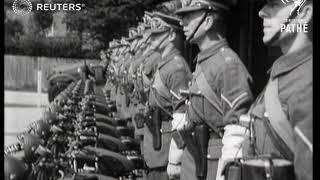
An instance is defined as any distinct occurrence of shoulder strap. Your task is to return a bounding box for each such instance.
[264,78,295,153]
[195,65,223,115]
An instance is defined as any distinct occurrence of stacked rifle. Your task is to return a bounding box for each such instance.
[5,78,146,180]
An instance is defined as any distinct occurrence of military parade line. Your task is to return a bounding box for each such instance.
[4,0,313,180]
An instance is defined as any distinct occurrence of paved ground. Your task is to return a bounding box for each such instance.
[4,91,49,147]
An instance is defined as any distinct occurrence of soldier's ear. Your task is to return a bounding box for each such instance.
[169,31,176,42]
[204,15,214,31]
[298,2,313,25]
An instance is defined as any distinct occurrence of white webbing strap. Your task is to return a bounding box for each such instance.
[264,78,295,153]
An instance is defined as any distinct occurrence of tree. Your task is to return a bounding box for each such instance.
[31,0,54,36]
[32,11,54,35]
[62,0,169,49]
[5,18,24,41]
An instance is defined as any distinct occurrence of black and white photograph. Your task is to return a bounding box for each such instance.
[4,0,313,180]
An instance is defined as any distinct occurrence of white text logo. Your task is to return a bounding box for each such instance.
[281,0,306,15]
[12,0,32,16]
[12,0,85,15]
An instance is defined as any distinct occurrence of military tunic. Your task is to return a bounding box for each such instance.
[244,44,313,180]
[131,50,162,136]
[143,49,191,179]
[181,39,253,180]
[142,51,162,88]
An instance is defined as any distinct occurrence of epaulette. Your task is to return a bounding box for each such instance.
[158,55,183,69]
[219,47,236,63]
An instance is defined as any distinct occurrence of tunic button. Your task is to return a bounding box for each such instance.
[207,154,211,159]
[264,112,268,117]
[221,47,225,52]
[191,132,194,136]
[226,57,232,62]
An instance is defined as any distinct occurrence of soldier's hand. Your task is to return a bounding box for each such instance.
[172,113,187,131]
[167,163,181,179]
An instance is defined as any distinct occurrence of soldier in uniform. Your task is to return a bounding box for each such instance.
[128,17,164,160]
[140,12,163,90]
[142,6,192,180]
[114,41,133,118]
[107,42,124,103]
[241,1,313,180]
[171,0,253,179]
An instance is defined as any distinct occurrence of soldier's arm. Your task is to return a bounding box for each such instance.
[216,59,254,178]
[143,52,161,79]
[165,58,191,167]
[218,61,253,125]
[165,59,192,113]
[288,85,313,180]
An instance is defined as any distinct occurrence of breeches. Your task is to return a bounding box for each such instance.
[145,167,169,180]
[181,143,220,180]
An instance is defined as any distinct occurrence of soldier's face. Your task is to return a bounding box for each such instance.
[150,32,169,51]
[259,1,294,45]
[112,49,118,57]
[181,11,207,43]
[100,51,106,60]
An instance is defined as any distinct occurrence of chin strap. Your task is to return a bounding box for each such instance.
[152,33,170,52]
[187,11,209,42]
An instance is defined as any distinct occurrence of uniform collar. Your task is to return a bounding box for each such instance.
[145,49,156,58]
[196,39,228,64]
[157,48,180,69]
[270,43,313,79]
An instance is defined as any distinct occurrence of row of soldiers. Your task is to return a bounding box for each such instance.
[4,0,313,180]
[99,0,313,180]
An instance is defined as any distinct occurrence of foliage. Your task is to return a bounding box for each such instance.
[62,0,169,49]
[4,0,172,58]
[32,11,54,35]
[30,0,54,35]
[5,34,99,59]
[5,18,25,38]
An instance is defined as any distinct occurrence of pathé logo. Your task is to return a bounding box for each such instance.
[281,0,306,15]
